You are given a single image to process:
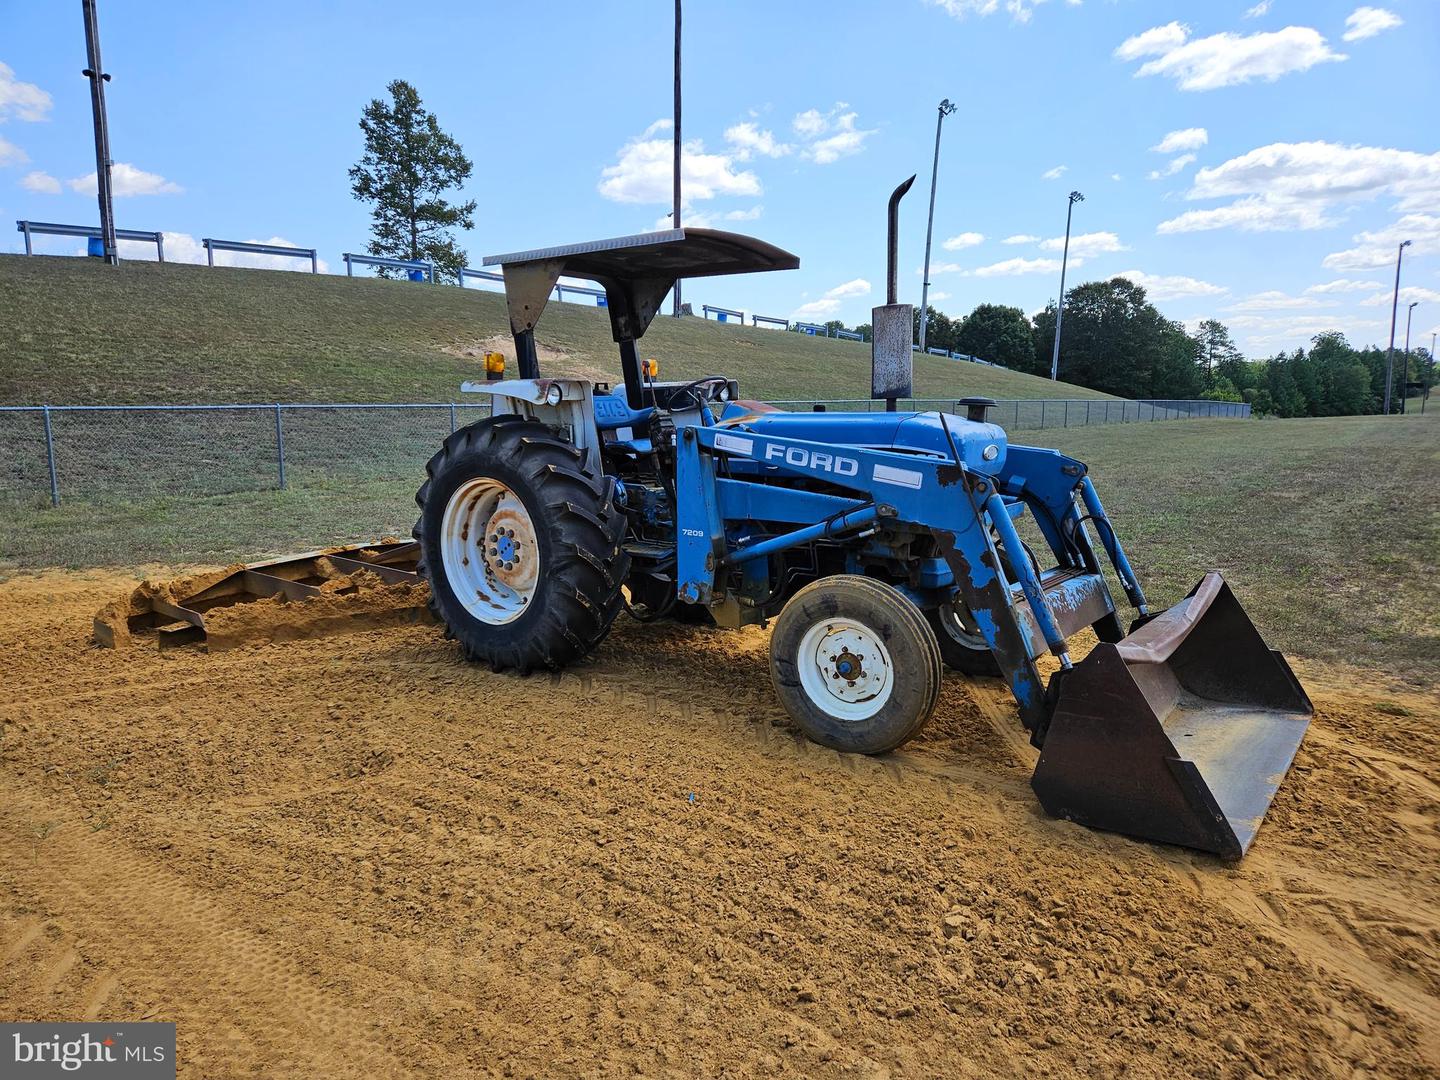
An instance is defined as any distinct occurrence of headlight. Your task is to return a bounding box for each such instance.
[982,443,1000,461]
[544,383,564,406]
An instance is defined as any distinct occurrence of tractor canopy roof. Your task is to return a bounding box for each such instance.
[483,228,799,343]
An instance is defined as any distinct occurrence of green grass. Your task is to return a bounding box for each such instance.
[1040,412,1438,675]
[3,411,1433,677]
[0,255,1115,405]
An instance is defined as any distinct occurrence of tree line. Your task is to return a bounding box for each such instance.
[838,278,1434,416]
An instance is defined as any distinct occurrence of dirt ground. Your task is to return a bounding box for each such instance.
[1,571,1436,1079]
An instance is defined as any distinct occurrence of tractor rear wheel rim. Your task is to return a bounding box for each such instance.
[440,477,539,625]
[797,618,894,721]
[939,600,987,651]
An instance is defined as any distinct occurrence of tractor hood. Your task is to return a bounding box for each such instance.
[721,407,1009,473]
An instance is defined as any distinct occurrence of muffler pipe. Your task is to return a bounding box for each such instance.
[886,175,915,305]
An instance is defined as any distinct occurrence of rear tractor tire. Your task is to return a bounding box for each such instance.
[769,575,943,755]
[926,598,1002,677]
[414,416,629,673]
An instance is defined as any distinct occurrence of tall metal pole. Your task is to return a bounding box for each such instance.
[1425,332,1436,414]
[1400,300,1418,414]
[1382,239,1411,415]
[671,0,683,317]
[81,0,117,265]
[1049,190,1083,381]
[918,98,956,353]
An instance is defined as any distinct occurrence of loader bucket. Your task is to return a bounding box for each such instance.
[1031,573,1311,860]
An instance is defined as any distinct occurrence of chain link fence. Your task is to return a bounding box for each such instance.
[0,397,1247,508]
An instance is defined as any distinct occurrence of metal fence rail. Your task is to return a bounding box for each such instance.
[0,398,1247,508]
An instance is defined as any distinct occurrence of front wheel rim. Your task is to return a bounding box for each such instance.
[796,617,894,721]
[440,477,539,624]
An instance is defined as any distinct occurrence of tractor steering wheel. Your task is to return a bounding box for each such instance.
[667,376,733,412]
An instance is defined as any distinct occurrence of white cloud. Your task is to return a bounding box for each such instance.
[1110,173,1122,182]
[796,107,877,165]
[1002,233,1040,244]
[792,109,828,137]
[1244,1,1271,17]
[1342,6,1402,42]
[0,62,52,123]
[0,134,28,168]
[1359,285,1440,307]
[599,128,760,205]
[1230,314,1386,350]
[20,169,59,194]
[724,122,791,161]
[1156,141,1440,235]
[925,261,968,275]
[972,256,1065,277]
[1116,23,1345,91]
[929,290,951,302]
[1042,164,1068,180]
[1114,21,1190,61]
[68,162,183,197]
[1115,269,1228,299]
[1322,214,1440,270]
[1226,290,1330,312]
[827,278,872,299]
[1039,230,1127,258]
[1148,153,1197,180]
[723,205,763,221]
[942,231,984,251]
[926,0,1073,23]
[1152,127,1208,153]
[1157,196,1333,234]
[792,277,871,319]
[641,118,672,138]
[1306,278,1382,294]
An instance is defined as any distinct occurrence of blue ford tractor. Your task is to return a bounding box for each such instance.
[414,186,1311,860]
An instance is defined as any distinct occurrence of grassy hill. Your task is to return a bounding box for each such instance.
[0,255,1114,405]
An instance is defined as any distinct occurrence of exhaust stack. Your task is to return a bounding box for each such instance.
[872,176,915,412]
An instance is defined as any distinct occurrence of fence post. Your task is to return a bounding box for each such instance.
[42,405,59,507]
[1015,401,1020,428]
[274,404,287,490]
[1063,400,1069,428]
[449,403,457,433]
[1041,400,1047,429]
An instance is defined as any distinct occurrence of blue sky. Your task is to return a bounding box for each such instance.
[2,0,1437,356]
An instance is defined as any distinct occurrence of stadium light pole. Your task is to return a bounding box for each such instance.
[1049,190,1084,381]
[917,98,957,354]
[1426,331,1436,414]
[671,0,683,317]
[1382,239,1411,414]
[81,0,117,266]
[1400,300,1418,414]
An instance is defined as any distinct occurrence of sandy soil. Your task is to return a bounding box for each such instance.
[0,570,1435,1078]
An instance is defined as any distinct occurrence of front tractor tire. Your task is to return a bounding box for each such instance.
[769,576,943,755]
[414,416,629,673]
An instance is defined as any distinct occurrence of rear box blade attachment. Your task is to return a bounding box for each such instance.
[93,541,429,652]
[1031,573,1311,860]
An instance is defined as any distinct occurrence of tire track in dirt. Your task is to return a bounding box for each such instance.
[2,571,1436,1077]
[0,790,411,1078]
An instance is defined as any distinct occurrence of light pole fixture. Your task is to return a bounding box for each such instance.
[917,98,957,354]
[1049,190,1084,381]
[1383,239,1412,414]
[1400,300,1418,414]
[1426,331,1436,414]
[81,0,117,265]
[671,0,683,316]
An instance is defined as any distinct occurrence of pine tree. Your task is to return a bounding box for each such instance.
[349,80,476,280]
